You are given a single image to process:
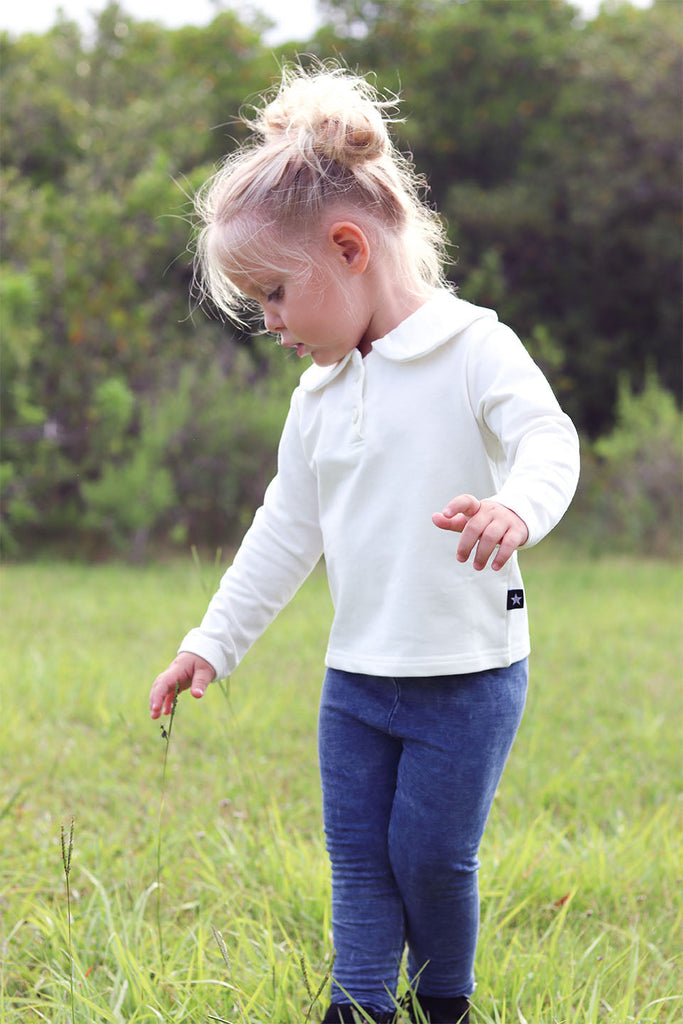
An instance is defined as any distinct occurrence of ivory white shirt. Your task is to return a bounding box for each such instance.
[179,291,580,679]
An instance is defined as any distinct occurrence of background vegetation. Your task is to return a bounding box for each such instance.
[1,0,681,559]
[1,553,681,1021]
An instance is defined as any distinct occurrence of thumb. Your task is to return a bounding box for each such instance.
[190,665,215,699]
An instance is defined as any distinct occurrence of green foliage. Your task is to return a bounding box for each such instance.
[561,374,682,557]
[76,338,300,558]
[0,0,680,557]
[0,267,43,425]
[80,378,178,558]
[160,341,302,547]
[0,3,278,556]
[593,373,682,555]
[81,452,176,557]
[595,372,682,464]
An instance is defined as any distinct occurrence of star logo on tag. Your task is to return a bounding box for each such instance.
[507,589,524,610]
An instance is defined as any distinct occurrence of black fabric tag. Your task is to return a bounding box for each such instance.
[507,589,525,610]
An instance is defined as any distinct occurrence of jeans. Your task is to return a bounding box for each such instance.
[318,660,528,1014]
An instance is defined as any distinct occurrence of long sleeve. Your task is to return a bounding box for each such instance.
[178,394,323,680]
[466,322,580,548]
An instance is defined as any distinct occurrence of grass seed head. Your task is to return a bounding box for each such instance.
[212,926,231,973]
[60,818,75,877]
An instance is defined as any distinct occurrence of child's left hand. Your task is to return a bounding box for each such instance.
[432,494,529,571]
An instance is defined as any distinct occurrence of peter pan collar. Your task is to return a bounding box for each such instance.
[299,290,498,393]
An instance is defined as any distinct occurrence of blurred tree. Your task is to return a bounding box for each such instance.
[509,0,683,435]
[314,0,682,434]
[0,4,274,551]
[443,0,681,434]
[1,0,680,554]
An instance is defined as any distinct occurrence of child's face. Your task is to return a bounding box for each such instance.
[229,225,374,366]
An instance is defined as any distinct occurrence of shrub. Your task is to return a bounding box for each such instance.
[77,337,302,559]
[560,373,682,558]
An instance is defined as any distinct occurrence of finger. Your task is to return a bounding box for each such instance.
[150,669,188,719]
[432,511,469,533]
[442,493,481,519]
[491,540,514,572]
[456,519,496,569]
[161,688,178,717]
[471,524,503,571]
[150,677,168,718]
[491,522,529,571]
[150,684,173,719]
[161,678,189,716]
[455,507,496,565]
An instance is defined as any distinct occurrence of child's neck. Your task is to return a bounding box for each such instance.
[357,277,435,356]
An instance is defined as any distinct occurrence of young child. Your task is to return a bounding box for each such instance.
[150,65,580,1024]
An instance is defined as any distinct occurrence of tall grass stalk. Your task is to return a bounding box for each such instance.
[191,544,224,599]
[155,681,179,972]
[60,818,75,1024]
[210,925,249,1024]
[301,953,336,1024]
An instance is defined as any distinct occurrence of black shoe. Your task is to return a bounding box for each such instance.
[320,1003,395,1023]
[400,992,470,1024]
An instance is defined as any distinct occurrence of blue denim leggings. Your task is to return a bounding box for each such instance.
[318,660,528,1014]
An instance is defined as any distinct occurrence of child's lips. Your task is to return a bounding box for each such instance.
[282,338,307,358]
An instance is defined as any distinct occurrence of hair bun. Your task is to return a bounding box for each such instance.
[196,62,448,324]
[258,68,390,167]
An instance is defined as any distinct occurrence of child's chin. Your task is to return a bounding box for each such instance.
[310,349,344,367]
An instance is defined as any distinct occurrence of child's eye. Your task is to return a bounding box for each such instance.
[266,286,284,303]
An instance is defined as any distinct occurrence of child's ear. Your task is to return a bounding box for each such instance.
[328,222,370,274]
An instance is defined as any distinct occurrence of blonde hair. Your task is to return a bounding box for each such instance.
[194,63,449,323]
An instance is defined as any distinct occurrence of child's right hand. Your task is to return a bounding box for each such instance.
[149,652,216,719]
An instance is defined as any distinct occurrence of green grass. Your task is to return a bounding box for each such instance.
[0,548,681,1023]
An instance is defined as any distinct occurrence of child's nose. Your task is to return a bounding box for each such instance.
[263,306,284,333]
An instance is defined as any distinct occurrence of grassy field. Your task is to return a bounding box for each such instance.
[0,548,681,1023]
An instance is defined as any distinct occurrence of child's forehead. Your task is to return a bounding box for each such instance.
[215,212,327,274]
[216,228,291,284]
[217,234,318,297]
[227,267,284,298]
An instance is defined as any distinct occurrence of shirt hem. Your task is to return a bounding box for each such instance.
[324,642,531,678]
